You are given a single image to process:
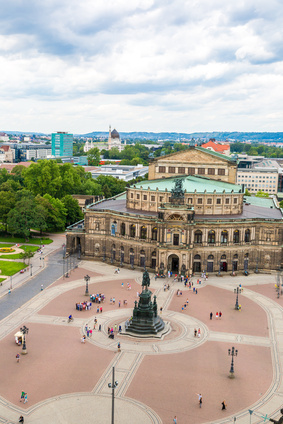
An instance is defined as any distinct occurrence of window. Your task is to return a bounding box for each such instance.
[233,198,238,204]
[143,195,147,200]
[216,198,221,204]
[152,227,158,241]
[140,226,147,240]
[169,167,176,173]
[187,198,193,204]
[221,230,228,244]
[160,196,163,202]
[120,223,125,236]
[208,168,215,175]
[198,168,205,175]
[245,229,250,242]
[207,198,212,204]
[130,224,136,238]
[194,230,202,244]
[159,166,166,173]
[173,234,179,245]
[151,196,155,201]
[111,222,117,236]
[188,167,195,175]
[197,198,203,204]
[233,230,240,243]
[137,194,140,199]
[130,193,134,198]
[218,169,225,175]
[208,230,215,244]
[178,167,185,173]
[225,198,230,204]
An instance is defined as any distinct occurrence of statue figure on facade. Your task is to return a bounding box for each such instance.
[142,269,150,288]
[171,177,185,199]
[270,409,283,424]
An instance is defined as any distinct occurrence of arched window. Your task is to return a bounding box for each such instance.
[140,226,147,240]
[207,254,214,272]
[130,224,136,238]
[151,251,157,269]
[130,248,134,266]
[221,254,226,260]
[233,230,240,244]
[193,254,201,272]
[221,230,228,244]
[194,230,202,244]
[140,249,146,267]
[120,246,124,263]
[208,230,215,244]
[152,227,158,241]
[120,223,125,236]
[208,254,214,260]
[245,229,250,242]
[111,221,117,236]
[111,244,116,260]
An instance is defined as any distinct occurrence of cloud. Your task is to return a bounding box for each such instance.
[0,0,283,132]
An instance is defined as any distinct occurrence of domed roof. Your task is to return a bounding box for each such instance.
[111,129,120,139]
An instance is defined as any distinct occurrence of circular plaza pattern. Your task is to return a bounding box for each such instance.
[0,262,282,424]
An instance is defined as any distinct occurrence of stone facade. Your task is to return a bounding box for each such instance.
[66,149,283,274]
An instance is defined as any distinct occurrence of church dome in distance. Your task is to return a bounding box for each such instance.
[111,129,120,139]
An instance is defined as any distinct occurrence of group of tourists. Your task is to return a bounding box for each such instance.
[75,301,92,311]
[90,293,105,303]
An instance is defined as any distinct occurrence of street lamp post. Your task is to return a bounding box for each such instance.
[108,366,118,424]
[234,286,241,310]
[20,325,29,355]
[30,263,33,276]
[228,346,238,378]
[84,274,90,296]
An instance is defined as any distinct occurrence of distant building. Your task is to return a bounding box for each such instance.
[0,145,13,163]
[84,139,108,153]
[51,132,73,157]
[108,126,125,152]
[0,132,9,142]
[202,140,230,156]
[236,167,279,194]
[85,164,148,181]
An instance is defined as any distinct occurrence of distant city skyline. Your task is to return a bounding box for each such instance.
[1,1,283,133]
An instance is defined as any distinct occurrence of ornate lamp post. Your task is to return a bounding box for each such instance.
[108,366,118,424]
[228,346,238,378]
[84,274,90,296]
[20,325,29,355]
[234,286,241,310]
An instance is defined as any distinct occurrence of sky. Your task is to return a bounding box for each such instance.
[1,0,283,134]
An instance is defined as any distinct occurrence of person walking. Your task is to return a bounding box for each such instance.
[173,416,177,423]
[219,311,222,319]
[20,391,25,402]
[222,400,226,410]
[16,353,20,363]
[117,342,121,352]
[210,312,213,320]
[19,416,24,423]
[23,393,28,404]
[196,393,202,408]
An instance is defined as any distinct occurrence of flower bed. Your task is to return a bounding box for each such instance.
[0,248,15,253]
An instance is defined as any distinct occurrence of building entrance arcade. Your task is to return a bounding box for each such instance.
[168,254,179,273]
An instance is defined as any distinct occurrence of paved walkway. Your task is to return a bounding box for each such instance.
[0,263,282,423]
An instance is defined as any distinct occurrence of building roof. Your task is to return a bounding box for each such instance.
[0,162,32,172]
[0,145,10,152]
[149,146,236,164]
[202,140,230,153]
[134,175,242,194]
[111,129,120,139]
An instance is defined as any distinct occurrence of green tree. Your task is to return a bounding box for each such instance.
[36,194,67,231]
[7,197,46,239]
[87,147,101,166]
[96,175,127,198]
[61,195,83,226]
[255,190,270,198]
[23,160,63,197]
[0,191,16,231]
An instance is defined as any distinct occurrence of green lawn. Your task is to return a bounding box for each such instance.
[0,236,53,245]
[0,277,6,283]
[0,243,15,248]
[20,245,39,252]
[0,261,27,276]
[0,254,23,259]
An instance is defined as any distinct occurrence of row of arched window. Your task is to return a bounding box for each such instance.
[111,244,157,267]
[194,229,250,244]
[112,222,158,240]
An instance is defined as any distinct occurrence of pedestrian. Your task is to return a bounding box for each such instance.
[89,328,92,337]
[20,391,25,402]
[94,317,97,325]
[41,285,43,291]
[210,312,213,320]
[119,300,121,308]
[24,393,28,404]
[222,400,226,410]
[108,327,110,334]
[87,328,90,337]
[173,416,177,424]
[117,342,121,352]
[16,353,20,363]
[100,306,103,313]
[194,329,197,337]
[198,328,201,338]
[197,393,202,408]
[96,306,99,313]
[114,324,117,332]
[85,324,88,332]
[118,325,122,333]
[99,324,102,331]
[113,297,115,305]
[19,416,24,423]
[195,289,198,294]
[160,307,163,314]
[216,312,219,319]
[219,311,222,319]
